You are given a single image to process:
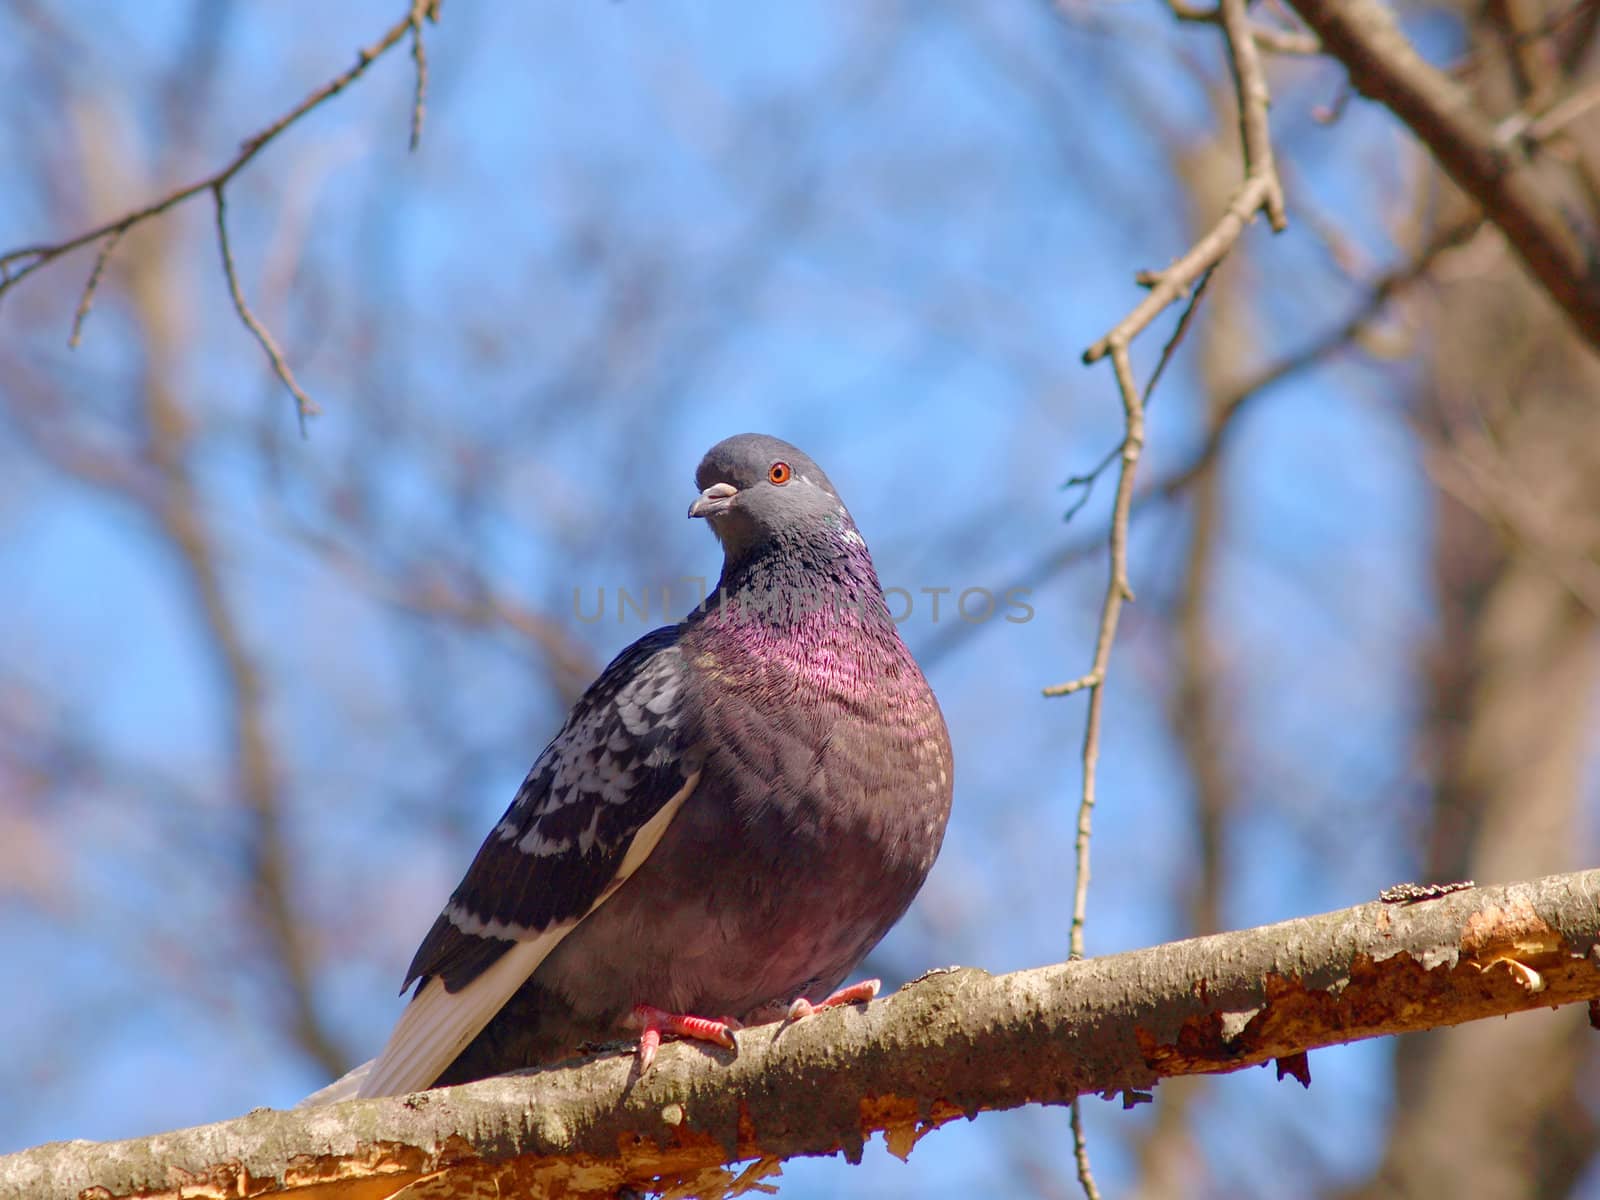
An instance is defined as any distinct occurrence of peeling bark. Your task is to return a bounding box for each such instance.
[6,871,1599,1200]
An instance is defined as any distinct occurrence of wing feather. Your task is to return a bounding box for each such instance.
[341,625,702,1100]
[354,770,696,1098]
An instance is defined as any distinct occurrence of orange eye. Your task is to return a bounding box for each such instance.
[768,461,792,485]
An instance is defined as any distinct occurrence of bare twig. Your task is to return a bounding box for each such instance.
[67,228,123,348]
[0,9,416,293]
[213,187,319,434]
[7,197,353,1078]
[1086,0,1285,367]
[1046,118,1449,1200]
[1220,0,1287,232]
[1049,274,1210,1018]
[1048,345,1144,956]
[1059,443,1121,526]
[0,3,431,418]
[1496,77,1600,146]
[1144,265,1217,396]
[1450,0,1600,82]
[407,0,439,152]
[919,212,1481,673]
[1047,334,1158,1200]
[1057,268,1215,527]
[1168,0,1323,56]
[1070,1099,1103,1200]
[1026,15,1285,1090]
[1084,173,1272,366]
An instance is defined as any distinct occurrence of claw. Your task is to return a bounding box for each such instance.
[787,978,881,1023]
[637,1025,662,1074]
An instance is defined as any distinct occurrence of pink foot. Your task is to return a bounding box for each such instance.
[628,1004,739,1073]
[786,978,881,1022]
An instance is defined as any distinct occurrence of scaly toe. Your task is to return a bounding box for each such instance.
[629,1003,738,1070]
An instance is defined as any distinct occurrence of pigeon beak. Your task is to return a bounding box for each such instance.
[689,481,739,519]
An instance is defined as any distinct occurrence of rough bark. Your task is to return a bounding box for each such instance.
[6,871,1599,1200]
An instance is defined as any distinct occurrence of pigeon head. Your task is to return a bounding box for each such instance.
[688,433,856,562]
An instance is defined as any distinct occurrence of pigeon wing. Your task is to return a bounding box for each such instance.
[356,624,701,1098]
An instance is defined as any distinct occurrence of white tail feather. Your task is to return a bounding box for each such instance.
[356,933,570,1098]
[296,1059,373,1107]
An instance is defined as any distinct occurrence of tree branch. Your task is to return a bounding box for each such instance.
[7,870,1598,1200]
[1050,19,1282,1194]
[213,186,319,433]
[917,210,1483,674]
[1167,0,1323,55]
[0,2,434,421]
[1284,0,1600,351]
[406,0,439,152]
[1083,0,1286,367]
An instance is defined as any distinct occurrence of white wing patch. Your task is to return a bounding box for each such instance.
[442,901,537,940]
[349,770,700,1100]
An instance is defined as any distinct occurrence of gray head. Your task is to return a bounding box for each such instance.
[688,433,857,563]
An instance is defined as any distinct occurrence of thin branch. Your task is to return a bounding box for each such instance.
[407,0,439,152]
[1145,263,1216,396]
[1284,0,1600,352]
[1085,175,1271,366]
[0,2,429,420]
[1015,44,1272,1174]
[1070,1099,1103,1200]
[125,210,351,1079]
[1056,268,1214,528]
[1168,0,1323,54]
[1049,277,1207,1016]
[1059,443,1121,526]
[213,187,319,434]
[1047,321,1163,1200]
[8,205,353,1078]
[0,8,416,293]
[1085,0,1285,366]
[1049,346,1144,963]
[1450,0,1600,82]
[67,228,123,348]
[1495,76,1600,147]
[6,871,1598,1200]
[1219,0,1287,232]
[918,213,1481,673]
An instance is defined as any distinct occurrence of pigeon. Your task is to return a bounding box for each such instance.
[307,433,953,1102]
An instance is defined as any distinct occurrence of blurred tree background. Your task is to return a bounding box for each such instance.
[1,2,1597,1197]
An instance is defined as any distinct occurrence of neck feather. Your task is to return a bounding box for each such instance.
[693,528,897,642]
